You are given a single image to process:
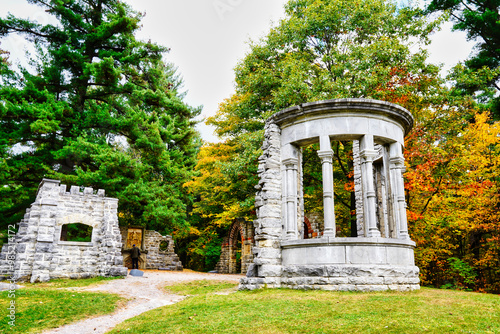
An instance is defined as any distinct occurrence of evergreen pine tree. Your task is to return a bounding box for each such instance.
[0,0,200,235]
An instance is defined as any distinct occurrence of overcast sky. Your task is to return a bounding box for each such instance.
[1,0,475,142]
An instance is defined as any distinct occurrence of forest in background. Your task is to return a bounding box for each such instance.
[1,0,499,293]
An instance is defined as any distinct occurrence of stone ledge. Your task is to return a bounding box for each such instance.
[282,264,420,278]
[281,237,416,248]
[240,275,420,292]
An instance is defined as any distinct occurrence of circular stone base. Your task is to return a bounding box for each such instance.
[239,264,420,292]
[239,238,420,292]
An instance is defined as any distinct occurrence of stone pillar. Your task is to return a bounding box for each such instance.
[243,122,283,287]
[353,140,365,236]
[318,136,335,237]
[283,157,299,240]
[389,142,409,239]
[360,135,381,238]
[30,179,60,283]
[98,197,123,276]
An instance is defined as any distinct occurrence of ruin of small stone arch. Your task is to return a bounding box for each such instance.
[0,179,128,283]
[216,219,254,274]
[240,98,420,291]
[303,217,313,239]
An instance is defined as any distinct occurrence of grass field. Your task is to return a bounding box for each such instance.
[2,278,499,333]
[110,280,500,334]
[0,276,124,333]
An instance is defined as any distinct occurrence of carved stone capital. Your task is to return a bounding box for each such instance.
[317,149,334,163]
[360,149,378,163]
[390,156,405,167]
[282,158,299,170]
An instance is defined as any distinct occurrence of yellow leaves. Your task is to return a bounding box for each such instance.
[189,227,201,236]
[407,107,500,291]
[462,111,500,174]
[206,93,253,138]
[183,142,236,191]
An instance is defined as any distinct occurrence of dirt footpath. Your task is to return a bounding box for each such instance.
[42,270,243,334]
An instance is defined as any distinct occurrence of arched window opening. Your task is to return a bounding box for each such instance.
[229,224,244,274]
[60,223,92,242]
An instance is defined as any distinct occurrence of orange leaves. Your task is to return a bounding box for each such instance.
[343,180,355,192]
[407,210,423,222]
[372,66,438,109]
[407,106,500,292]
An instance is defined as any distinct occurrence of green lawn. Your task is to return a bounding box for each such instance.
[2,278,499,334]
[0,276,124,333]
[110,282,500,334]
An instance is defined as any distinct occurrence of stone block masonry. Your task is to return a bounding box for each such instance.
[0,179,128,283]
[143,231,183,270]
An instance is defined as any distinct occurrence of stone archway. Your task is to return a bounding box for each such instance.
[228,223,243,274]
[216,219,254,274]
[303,217,313,239]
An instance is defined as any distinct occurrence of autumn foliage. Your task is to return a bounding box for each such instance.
[185,0,500,293]
[407,107,500,292]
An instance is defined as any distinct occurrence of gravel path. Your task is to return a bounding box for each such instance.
[42,270,243,334]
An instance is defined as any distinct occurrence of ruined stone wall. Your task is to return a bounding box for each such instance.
[120,227,182,270]
[143,231,182,270]
[243,122,283,288]
[0,179,127,283]
[303,213,323,238]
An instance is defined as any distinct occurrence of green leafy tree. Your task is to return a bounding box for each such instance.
[0,0,200,235]
[427,0,500,118]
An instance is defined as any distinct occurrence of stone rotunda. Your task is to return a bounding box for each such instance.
[239,98,420,291]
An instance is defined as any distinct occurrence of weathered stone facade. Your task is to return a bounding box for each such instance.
[240,99,420,291]
[215,219,254,274]
[120,227,183,270]
[0,179,127,283]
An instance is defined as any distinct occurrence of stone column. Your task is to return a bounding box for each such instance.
[353,140,365,236]
[359,135,381,238]
[283,157,299,240]
[241,122,283,287]
[389,142,409,239]
[318,136,335,237]
[30,179,61,282]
